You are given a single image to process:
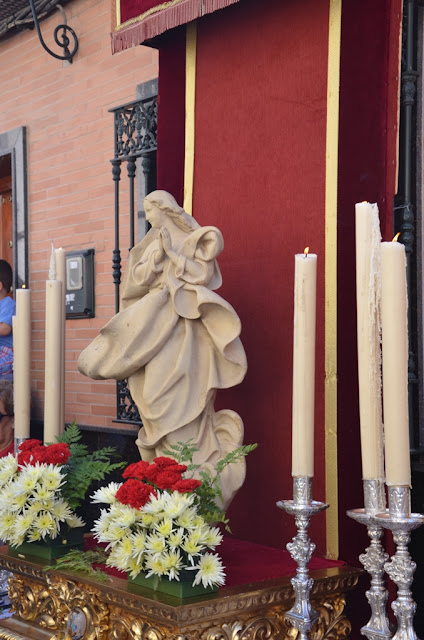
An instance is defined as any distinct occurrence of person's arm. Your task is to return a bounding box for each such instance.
[0,323,11,336]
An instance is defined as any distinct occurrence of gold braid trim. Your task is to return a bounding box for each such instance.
[116,0,187,30]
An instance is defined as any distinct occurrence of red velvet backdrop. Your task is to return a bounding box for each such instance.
[192,0,329,554]
[156,26,186,206]
[155,0,402,564]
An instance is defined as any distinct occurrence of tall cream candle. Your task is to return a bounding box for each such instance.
[381,238,411,486]
[14,289,32,439]
[55,248,66,433]
[44,247,63,444]
[292,249,317,477]
[355,202,384,479]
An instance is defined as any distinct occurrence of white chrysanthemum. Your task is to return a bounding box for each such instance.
[162,491,194,518]
[1,487,16,504]
[39,467,65,491]
[31,486,54,502]
[26,501,46,515]
[0,455,18,486]
[115,536,134,564]
[104,521,128,543]
[203,526,223,549]
[146,532,166,556]
[106,550,128,572]
[33,512,57,538]
[131,531,147,563]
[176,507,197,530]
[26,528,42,542]
[113,505,137,527]
[141,513,158,528]
[21,463,43,481]
[162,549,184,581]
[154,518,173,537]
[92,510,114,539]
[182,535,204,562]
[51,499,73,521]
[12,473,37,494]
[91,482,122,504]
[0,513,16,538]
[168,527,185,550]
[65,514,85,529]
[191,553,226,588]
[144,553,167,578]
[7,493,29,511]
[142,492,167,515]
[12,513,34,539]
[127,556,143,579]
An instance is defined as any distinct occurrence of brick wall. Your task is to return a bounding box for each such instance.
[0,0,158,428]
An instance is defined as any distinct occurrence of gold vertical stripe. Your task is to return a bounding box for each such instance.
[325,0,342,560]
[183,21,197,216]
[116,0,121,28]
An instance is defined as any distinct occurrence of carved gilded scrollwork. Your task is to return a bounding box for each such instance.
[311,596,351,640]
[276,596,351,640]
[199,616,275,640]
[0,550,362,640]
[47,576,110,640]
[109,612,167,640]
[8,575,57,629]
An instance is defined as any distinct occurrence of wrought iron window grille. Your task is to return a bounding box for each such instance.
[109,93,158,425]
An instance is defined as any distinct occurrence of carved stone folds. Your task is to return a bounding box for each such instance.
[0,551,361,640]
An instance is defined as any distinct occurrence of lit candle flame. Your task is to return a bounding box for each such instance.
[304,247,310,257]
[392,232,401,243]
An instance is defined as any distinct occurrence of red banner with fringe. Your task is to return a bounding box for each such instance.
[112,0,240,52]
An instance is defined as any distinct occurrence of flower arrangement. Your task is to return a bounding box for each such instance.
[0,423,124,548]
[91,441,256,590]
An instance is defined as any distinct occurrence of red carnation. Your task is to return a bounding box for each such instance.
[144,463,160,483]
[155,470,184,490]
[116,479,156,510]
[169,464,187,474]
[18,445,47,467]
[18,439,42,452]
[153,456,179,468]
[42,443,71,465]
[122,460,150,480]
[172,478,202,493]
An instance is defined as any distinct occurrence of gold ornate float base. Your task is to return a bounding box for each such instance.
[0,550,361,640]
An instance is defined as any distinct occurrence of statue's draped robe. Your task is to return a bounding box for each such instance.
[78,224,247,506]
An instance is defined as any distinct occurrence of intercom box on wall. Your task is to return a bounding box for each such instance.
[65,248,95,319]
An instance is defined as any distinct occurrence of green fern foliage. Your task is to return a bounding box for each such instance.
[163,440,258,531]
[56,422,125,511]
[44,548,109,582]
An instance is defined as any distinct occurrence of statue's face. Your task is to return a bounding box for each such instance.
[145,201,164,228]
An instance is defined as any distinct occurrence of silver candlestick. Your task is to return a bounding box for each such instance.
[347,478,392,640]
[277,476,329,640]
[374,486,424,640]
[14,436,28,456]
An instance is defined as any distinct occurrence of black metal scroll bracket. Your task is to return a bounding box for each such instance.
[28,0,79,62]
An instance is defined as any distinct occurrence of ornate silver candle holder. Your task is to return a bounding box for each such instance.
[14,436,28,456]
[374,486,424,640]
[277,476,329,640]
[347,478,392,640]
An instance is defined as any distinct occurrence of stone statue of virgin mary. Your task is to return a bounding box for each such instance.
[78,190,247,507]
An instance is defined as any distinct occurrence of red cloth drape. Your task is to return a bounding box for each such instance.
[112,0,240,52]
